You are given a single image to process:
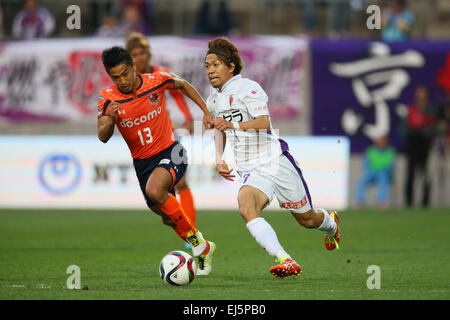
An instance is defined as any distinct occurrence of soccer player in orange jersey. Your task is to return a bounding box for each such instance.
[125,32,197,232]
[97,46,216,275]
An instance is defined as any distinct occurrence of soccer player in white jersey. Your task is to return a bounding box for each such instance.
[205,37,341,278]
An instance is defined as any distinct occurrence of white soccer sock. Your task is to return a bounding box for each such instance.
[317,208,337,236]
[246,217,292,260]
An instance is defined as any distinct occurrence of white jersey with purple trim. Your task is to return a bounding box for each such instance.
[206,75,283,172]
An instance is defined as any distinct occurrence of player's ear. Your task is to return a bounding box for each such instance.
[229,62,235,74]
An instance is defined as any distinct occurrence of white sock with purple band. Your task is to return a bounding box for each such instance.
[246,217,292,260]
[317,208,337,236]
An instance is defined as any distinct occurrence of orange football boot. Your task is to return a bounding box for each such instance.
[270,257,302,278]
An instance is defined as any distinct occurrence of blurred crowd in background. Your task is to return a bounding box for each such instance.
[355,85,450,209]
[1,0,449,40]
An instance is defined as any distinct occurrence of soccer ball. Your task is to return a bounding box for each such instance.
[159,250,196,286]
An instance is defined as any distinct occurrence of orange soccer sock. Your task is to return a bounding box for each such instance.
[179,188,197,228]
[159,193,196,240]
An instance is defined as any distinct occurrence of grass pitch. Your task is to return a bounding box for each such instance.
[0,208,449,300]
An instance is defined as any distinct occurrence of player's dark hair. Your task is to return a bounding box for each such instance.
[102,46,133,72]
[207,37,243,75]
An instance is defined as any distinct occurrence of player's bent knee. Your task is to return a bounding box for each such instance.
[238,204,259,222]
[146,186,167,205]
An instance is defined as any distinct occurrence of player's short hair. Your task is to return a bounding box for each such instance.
[125,32,151,55]
[101,46,133,72]
[207,37,243,75]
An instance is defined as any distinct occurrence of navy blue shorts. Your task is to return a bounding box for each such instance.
[133,141,188,208]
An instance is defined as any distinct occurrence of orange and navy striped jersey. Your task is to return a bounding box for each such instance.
[97,72,176,159]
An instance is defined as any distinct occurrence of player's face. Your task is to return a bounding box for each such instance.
[107,63,137,94]
[205,54,234,90]
[129,47,151,74]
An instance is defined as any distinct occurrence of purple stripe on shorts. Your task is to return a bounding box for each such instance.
[267,130,290,153]
[279,138,289,153]
[233,129,240,142]
[283,151,313,208]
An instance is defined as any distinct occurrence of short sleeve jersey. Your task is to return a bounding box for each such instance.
[97,72,176,159]
[206,75,284,172]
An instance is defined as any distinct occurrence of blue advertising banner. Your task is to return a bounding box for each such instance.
[311,40,450,152]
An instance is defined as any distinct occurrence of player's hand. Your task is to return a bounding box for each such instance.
[203,112,214,130]
[108,101,121,119]
[182,119,194,134]
[213,118,233,131]
[217,161,235,181]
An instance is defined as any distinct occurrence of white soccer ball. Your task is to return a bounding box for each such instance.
[159,250,196,286]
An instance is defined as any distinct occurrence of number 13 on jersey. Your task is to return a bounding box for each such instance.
[138,127,153,145]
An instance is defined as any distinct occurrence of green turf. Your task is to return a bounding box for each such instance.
[0,208,449,299]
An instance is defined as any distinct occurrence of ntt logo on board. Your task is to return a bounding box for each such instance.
[120,106,162,128]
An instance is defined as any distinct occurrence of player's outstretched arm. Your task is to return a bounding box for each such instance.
[97,101,120,143]
[168,89,193,133]
[170,73,213,129]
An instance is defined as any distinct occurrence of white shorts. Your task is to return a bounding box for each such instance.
[237,151,313,214]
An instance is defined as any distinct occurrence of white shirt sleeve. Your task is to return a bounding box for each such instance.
[240,82,269,118]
